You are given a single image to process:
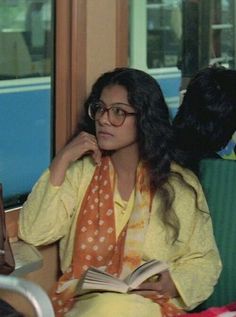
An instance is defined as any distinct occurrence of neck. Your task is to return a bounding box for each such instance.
[110,144,139,201]
[110,143,139,176]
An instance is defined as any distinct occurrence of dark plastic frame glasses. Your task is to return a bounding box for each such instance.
[88,101,137,127]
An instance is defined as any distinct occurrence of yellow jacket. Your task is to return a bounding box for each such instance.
[19,156,222,311]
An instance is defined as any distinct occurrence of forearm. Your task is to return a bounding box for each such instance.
[169,249,222,310]
[18,170,72,245]
[49,151,71,186]
[49,132,101,186]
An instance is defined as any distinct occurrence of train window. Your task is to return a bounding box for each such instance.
[129,0,236,157]
[146,0,182,69]
[182,0,236,77]
[130,0,235,72]
[211,0,235,67]
[129,0,182,72]
[129,0,236,109]
[0,0,54,208]
[129,0,182,118]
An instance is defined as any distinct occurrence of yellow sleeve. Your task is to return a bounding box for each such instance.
[18,158,94,246]
[169,168,222,310]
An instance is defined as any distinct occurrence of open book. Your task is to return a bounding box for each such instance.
[57,259,168,295]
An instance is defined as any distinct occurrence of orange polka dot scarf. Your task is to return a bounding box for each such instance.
[51,156,184,317]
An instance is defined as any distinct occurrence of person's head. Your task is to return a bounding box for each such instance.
[173,66,236,170]
[89,83,138,154]
[79,67,195,241]
[80,67,173,188]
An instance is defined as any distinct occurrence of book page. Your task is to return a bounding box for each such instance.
[56,260,168,295]
[125,259,168,290]
[78,267,129,293]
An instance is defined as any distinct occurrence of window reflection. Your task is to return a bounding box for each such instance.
[0,0,52,79]
[0,0,54,207]
[146,0,182,69]
[211,0,235,67]
[146,0,235,70]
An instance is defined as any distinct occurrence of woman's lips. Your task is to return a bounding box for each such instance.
[97,131,113,137]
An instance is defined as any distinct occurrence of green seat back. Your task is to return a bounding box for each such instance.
[198,158,236,308]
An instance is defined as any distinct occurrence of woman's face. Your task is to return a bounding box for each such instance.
[95,84,138,152]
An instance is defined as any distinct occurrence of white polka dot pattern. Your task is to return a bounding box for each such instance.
[50,156,156,317]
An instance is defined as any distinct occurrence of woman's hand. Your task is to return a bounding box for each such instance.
[57,132,101,165]
[133,271,179,298]
[50,132,102,186]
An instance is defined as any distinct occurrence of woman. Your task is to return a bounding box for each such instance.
[18,68,221,317]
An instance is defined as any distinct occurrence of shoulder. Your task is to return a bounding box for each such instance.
[170,162,201,190]
[169,162,209,214]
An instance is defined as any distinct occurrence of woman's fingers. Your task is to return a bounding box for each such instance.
[49,132,101,186]
[78,132,101,164]
[138,282,162,291]
[137,271,179,298]
[63,132,101,163]
[92,148,102,165]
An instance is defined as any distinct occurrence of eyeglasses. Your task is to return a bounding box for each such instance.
[88,101,137,127]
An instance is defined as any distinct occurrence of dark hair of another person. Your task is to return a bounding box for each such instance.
[173,66,236,174]
[78,67,182,241]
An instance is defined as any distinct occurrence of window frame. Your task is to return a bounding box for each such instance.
[54,0,86,153]
[55,0,128,154]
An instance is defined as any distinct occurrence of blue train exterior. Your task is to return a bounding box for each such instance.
[0,78,52,203]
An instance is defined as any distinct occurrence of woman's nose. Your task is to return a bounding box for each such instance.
[98,109,110,125]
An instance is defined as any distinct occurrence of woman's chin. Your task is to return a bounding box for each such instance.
[99,146,115,152]
[98,141,115,151]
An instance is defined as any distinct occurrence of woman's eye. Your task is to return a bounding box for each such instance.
[96,105,105,113]
[112,107,125,116]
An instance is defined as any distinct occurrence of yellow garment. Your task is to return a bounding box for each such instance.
[19,156,222,315]
[65,293,161,317]
[114,184,134,238]
[52,157,159,317]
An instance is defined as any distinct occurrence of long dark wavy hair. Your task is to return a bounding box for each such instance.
[78,67,179,240]
[173,66,236,174]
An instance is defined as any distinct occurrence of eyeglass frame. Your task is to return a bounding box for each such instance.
[88,101,137,127]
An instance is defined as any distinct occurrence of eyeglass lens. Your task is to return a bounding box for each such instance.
[89,103,129,126]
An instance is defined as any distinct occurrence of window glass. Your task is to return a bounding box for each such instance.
[129,0,236,157]
[211,0,235,67]
[0,0,54,207]
[147,0,182,69]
